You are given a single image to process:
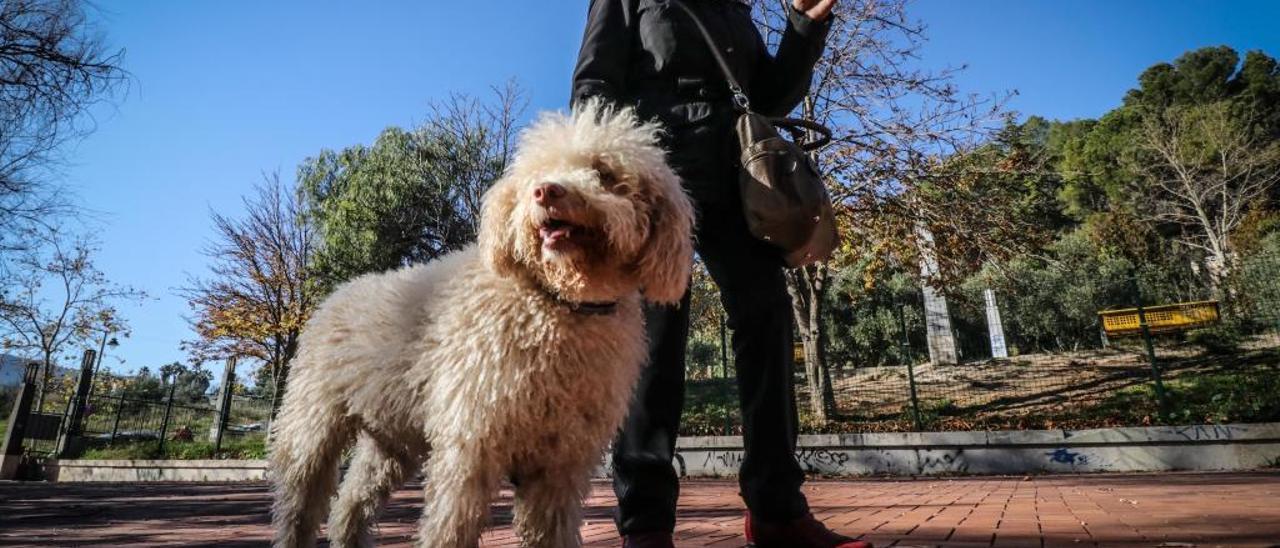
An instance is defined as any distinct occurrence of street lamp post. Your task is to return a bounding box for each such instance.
[86,331,119,402]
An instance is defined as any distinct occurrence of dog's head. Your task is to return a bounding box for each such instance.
[477,101,694,306]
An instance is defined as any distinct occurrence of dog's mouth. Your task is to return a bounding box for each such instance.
[538,218,586,251]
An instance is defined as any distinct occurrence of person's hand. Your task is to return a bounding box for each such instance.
[793,0,836,21]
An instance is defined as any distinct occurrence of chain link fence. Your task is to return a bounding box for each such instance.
[684,249,1280,435]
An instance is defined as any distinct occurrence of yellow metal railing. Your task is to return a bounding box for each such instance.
[1098,300,1220,336]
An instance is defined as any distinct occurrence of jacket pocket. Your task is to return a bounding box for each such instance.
[662,101,732,178]
[663,100,714,130]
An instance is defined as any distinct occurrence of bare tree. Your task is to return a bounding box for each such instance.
[1132,102,1280,283]
[182,175,315,414]
[424,80,526,234]
[0,225,144,410]
[751,0,1015,420]
[1,0,126,247]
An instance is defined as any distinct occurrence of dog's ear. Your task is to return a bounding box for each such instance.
[635,174,695,305]
[478,178,520,276]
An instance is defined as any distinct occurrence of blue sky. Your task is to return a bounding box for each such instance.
[56,0,1280,381]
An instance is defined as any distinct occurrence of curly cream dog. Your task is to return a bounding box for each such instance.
[269,102,694,548]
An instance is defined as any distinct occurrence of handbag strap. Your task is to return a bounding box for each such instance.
[672,0,833,151]
[670,0,752,111]
[774,117,833,151]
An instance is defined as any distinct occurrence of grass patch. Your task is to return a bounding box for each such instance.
[982,367,1280,429]
[1162,369,1280,424]
[898,398,959,428]
[76,435,267,460]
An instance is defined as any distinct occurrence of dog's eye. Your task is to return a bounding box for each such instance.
[609,182,633,195]
[595,169,632,196]
[593,160,632,195]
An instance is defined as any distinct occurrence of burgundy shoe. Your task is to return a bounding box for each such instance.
[622,531,676,548]
[745,512,873,548]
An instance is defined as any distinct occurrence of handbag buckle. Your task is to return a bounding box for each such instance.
[730,84,751,111]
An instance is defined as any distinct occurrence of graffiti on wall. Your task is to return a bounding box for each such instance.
[1046,448,1089,466]
[1163,424,1247,442]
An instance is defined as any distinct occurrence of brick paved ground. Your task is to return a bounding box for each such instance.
[2,472,1279,547]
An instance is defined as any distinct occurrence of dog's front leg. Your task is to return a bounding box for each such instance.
[416,446,499,548]
[512,469,591,548]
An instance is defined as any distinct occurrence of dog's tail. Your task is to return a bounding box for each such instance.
[267,368,352,547]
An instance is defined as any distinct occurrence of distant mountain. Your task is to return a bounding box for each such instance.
[0,354,71,386]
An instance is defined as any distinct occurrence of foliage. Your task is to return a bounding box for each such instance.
[1127,101,1280,276]
[1226,233,1280,330]
[0,226,144,408]
[1052,47,1280,274]
[0,0,126,248]
[77,436,267,460]
[1186,326,1243,355]
[685,338,721,381]
[750,0,1022,422]
[857,121,1066,288]
[0,385,15,418]
[181,175,314,411]
[825,258,924,368]
[300,85,524,292]
[680,377,739,436]
[157,362,214,403]
[121,366,164,401]
[98,364,215,413]
[972,228,1207,353]
[1231,206,1280,254]
[1070,368,1280,427]
[685,260,732,380]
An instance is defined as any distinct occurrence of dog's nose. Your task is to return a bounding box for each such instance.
[533,183,567,205]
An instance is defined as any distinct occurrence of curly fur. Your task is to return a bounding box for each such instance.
[268,101,694,548]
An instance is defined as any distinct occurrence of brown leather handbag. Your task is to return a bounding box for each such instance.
[673,0,840,267]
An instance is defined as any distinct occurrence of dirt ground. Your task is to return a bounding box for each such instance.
[822,337,1279,429]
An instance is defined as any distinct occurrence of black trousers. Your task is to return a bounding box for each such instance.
[611,136,810,533]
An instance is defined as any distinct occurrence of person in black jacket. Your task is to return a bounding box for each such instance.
[572,1,872,547]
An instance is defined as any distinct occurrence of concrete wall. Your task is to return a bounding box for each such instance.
[48,459,269,482]
[48,423,1280,482]
[664,423,1280,477]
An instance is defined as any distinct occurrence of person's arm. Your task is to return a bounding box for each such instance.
[571,0,635,109]
[750,3,834,117]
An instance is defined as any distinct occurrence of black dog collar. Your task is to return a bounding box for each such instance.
[556,296,618,316]
[535,283,618,316]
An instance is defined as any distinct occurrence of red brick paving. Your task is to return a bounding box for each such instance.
[1,472,1279,547]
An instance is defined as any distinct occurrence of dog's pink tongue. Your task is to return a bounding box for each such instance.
[539,225,573,244]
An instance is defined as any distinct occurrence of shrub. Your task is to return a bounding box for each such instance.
[1186,325,1243,355]
[76,435,267,460]
[685,338,723,380]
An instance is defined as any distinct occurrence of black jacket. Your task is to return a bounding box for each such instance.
[571,0,830,142]
[570,0,829,119]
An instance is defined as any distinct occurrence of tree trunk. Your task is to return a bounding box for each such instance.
[786,264,836,422]
[1205,247,1241,316]
[270,362,288,419]
[268,335,300,419]
[35,351,54,413]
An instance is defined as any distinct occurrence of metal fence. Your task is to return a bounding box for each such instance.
[73,387,273,457]
[16,371,76,457]
[4,358,273,461]
[684,250,1280,435]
